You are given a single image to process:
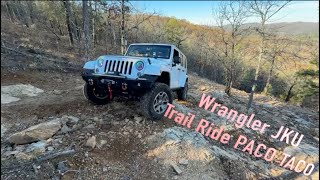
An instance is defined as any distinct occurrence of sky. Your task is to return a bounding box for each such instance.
[131,1,319,25]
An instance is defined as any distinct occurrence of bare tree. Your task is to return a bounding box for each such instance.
[246,0,290,110]
[83,0,91,60]
[64,0,74,46]
[213,1,250,95]
[263,35,291,94]
[120,0,127,55]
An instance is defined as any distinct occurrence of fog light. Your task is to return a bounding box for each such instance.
[137,72,142,77]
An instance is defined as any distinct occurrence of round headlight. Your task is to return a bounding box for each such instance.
[135,61,144,71]
[97,59,104,67]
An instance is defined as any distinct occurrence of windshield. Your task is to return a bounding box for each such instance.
[126,45,171,59]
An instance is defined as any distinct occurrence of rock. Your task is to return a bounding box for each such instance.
[283,144,319,166]
[14,145,26,151]
[75,85,83,90]
[1,93,20,104]
[3,150,20,157]
[124,118,130,123]
[97,140,107,148]
[1,84,44,98]
[134,116,143,124]
[15,152,33,160]
[146,127,215,162]
[85,136,96,148]
[211,91,227,103]
[57,161,69,173]
[47,146,54,151]
[137,133,142,139]
[60,125,72,134]
[66,116,80,126]
[201,174,215,180]
[100,122,112,130]
[311,128,319,137]
[52,90,62,95]
[85,124,96,131]
[120,175,131,180]
[95,118,104,125]
[33,165,41,174]
[178,159,188,165]
[112,121,120,126]
[200,86,207,91]
[170,161,182,175]
[1,124,8,138]
[262,104,273,108]
[8,119,61,144]
[103,167,108,172]
[5,146,13,151]
[25,140,47,153]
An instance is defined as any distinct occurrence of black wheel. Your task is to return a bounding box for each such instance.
[140,83,173,121]
[177,81,188,101]
[83,83,110,105]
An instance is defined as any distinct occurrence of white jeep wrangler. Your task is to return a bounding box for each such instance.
[82,43,188,120]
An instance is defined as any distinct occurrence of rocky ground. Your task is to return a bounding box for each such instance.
[1,32,319,180]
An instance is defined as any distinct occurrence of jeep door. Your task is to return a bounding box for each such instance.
[171,48,183,89]
[178,54,187,87]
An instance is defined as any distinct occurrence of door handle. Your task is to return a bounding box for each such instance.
[178,68,181,70]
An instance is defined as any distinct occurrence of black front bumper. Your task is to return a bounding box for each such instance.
[82,70,156,96]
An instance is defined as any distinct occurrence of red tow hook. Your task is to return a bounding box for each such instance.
[108,83,113,100]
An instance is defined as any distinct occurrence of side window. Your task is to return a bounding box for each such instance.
[182,54,186,67]
[180,53,184,67]
[182,55,185,68]
[173,49,179,58]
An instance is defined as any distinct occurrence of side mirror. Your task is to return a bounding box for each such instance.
[173,56,181,64]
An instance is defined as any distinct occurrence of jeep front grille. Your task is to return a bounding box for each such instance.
[104,60,134,75]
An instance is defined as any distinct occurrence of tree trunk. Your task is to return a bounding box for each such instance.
[225,68,233,96]
[263,55,276,94]
[112,26,117,52]
[83,0,91,60]
[74,17,80,42]
[58,22,64,36]
[247,23,265,110]
[26,1,34,24]
[120,0,126,55]
[64,0,74,46]
[92,1,97,48]
[226,34,236,96]
[5,2,13,22]
[19,1,29,28]
[285,83,295,102]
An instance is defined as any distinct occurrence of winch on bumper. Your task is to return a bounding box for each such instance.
[82,70,156,96]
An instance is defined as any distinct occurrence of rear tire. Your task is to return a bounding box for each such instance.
[177,81,188,101]
[83,83,110,105]
[140,83,173,121]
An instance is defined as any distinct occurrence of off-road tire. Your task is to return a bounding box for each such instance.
[83,83,110,105]
[140,83,173,121]
[177,81,188,101]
